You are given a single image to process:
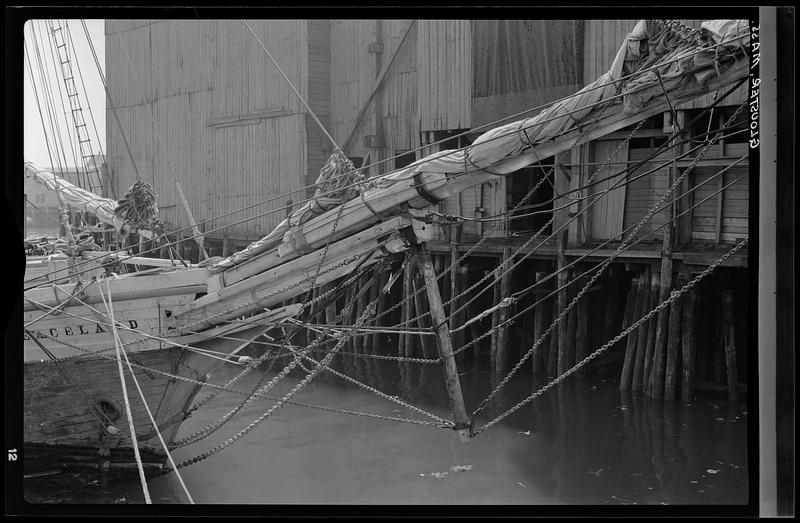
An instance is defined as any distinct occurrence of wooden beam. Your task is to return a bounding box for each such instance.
[721,290,738,403]
[664,290,683,400]
[417,247,470,441]
[620,273,643,391]
[680,282,697,403]
[342,20,416,153]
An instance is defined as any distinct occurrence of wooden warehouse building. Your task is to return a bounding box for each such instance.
[105,18,748,261]
[104,18,751,401]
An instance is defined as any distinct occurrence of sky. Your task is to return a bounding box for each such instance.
[24,19,105,169]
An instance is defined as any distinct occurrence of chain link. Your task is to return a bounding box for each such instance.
[473,237,747,436]
[165,279,394,472]
[470,105,744,415]
[289,346,453,426]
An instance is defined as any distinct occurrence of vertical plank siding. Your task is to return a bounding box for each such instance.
[417,20,471,132]
[622,146,671,243]
[381,20,419,153]
[330,20,376,161]
[307,20,332,193]
[106,20,309,241]
[471,20,584,129]
[690,164,749,243]
[588,140,629,240]
[106,19,747,248]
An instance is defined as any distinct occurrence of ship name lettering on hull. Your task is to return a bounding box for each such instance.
[23,320,139,340]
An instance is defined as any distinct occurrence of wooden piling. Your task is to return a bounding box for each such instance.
[644,272,661,396]
[412,267,436,359]
[651,262,672,399]
[721,290,739,403]
[631,267,653,392]
[454,265,469,363]
[652,144,677,397]
[356,272,369,352]
[664,291,683,401]
[575,278,589,377]
[680,285,697,403]
[556,232,570,375]
[532,271,548,373]
[465,287,483,366]
[344,281,357,353]
[620,274,643,391]
[418,248,471,440]
[372,271,389,353]
[366,270,380,352]
[449,245,459,327]
[564,284,577,370]
[490,265,502,369]
[400,254,413,357]
[547,295,560,375]
[602,265,621,344]
[325,282,338,346]
[495,247,513,372]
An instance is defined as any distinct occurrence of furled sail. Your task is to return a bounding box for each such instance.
[24,162,152,239]
[208,19,749,274]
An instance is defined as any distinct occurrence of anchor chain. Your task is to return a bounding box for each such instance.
[472,237,747,437]
[166,279,389,472]
[470,103,745,416]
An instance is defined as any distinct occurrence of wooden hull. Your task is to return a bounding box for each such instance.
[23,323,271,471]
[23,263,295,469]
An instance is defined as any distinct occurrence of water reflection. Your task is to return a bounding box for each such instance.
[23,352,748,505]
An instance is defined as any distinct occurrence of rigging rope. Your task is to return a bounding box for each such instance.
[447,167,749,368]
[98,280,151,504]
[469,102,747,415]
[101,281,195,502]
[23,76,746,290]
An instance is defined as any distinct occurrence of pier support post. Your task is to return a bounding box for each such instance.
[325,282,338,346]
[664,290,683,401]
[644,271,660,396]
[412,264,436,359]
[632,268,653,392]
[652,253,674,399]
[556,231,570,375]
[564,285,577,370]
[532,271,548,373]
[620,274,643,391]
[680,282,697,403]
[418,247,471,441]
[490,265,502,369]
[495,247,513,372]
[372,271,389,353]
[721,290,738,403]
[575,276,589,378]
[400,253,413,357]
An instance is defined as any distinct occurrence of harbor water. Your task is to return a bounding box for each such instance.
[23,349,749,505]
